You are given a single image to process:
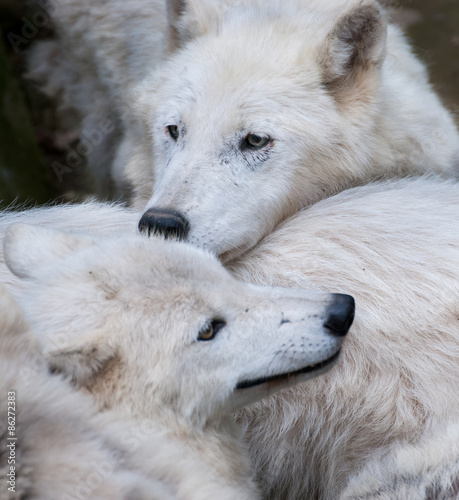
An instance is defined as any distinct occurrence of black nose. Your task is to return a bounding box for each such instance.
[138,208,190,241]
[324,294,355,337]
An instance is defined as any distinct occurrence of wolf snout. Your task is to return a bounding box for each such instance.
[324,294,355,337]
[138,208,190,241]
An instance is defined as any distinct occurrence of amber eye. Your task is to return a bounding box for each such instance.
[198,320,226,341]
[166,125,179,140]
[244,134,270,150]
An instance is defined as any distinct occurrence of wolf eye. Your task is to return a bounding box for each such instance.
[198,320,226,341]
[243,134,270,150]
[166,125,179,140]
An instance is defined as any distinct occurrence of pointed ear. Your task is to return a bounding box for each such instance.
[318,2,386,98]
[45,329,117,386]
[3,223,94,280]
[166,0,230,53]
[166,0,187,52]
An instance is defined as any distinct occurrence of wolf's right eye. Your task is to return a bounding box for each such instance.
[198,319,226,341]
[243,134,270,150]
[166,125,179,140]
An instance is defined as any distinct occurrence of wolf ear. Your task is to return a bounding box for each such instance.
[4,224,94,280]
[166,0,230,53]
[45,329,117,386]
[318,2,386,98]
[166,0,187,51]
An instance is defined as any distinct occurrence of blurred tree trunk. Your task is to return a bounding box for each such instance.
[0,32,53,207]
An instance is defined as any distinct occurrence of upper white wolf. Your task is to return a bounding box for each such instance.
[1,176,458,498]
[132,0,459,260]
[30,0,459,257]
[2,221,352,499]
[339,421,459,500]
[228,176,459,499]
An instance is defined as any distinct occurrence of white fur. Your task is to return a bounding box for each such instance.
[27,0,167,196]
[227,176,459,498]
[339,422,459,499]
[3,223,347,499]
[0,283,176,500]
[0,201,139,296]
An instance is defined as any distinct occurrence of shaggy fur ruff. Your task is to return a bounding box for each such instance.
[227,176,459,499]
[339,422,459,500]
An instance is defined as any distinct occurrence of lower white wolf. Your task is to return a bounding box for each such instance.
[1,176,458,498]
[29,0,459,253]
[3,224,351,499]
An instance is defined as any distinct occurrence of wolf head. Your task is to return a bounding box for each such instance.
[4,223,353,427]
[129,0,387,259]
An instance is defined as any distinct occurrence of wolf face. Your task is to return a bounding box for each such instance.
[4,223,353,427]
[129,0,459,260]
[131,0,387,260]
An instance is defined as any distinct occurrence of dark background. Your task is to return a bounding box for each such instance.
[0,0,458,207]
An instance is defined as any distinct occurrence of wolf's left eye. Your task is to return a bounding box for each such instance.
[166,125,179,140]
[198,319,226,341]
[243,134,270,150]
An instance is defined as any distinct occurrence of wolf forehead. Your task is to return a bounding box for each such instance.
[144,45,325,115]
[136,4,362,115]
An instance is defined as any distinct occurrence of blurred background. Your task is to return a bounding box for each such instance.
[0,0,458,208]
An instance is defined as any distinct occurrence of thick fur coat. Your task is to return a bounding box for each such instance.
[339,422,459,500]
[226,177,459,498]
[0,284,177,500]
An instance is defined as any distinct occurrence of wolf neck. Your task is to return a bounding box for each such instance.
[370,26,459,178]
[90,379,260,500]
[142,413,259,499]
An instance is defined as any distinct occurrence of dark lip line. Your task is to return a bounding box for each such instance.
[235,349,341,390]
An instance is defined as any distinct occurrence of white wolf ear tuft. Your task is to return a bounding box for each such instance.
[45,330,117,386]
[4,224,94,280]
[319,2,386,95]
[166,0,232,53]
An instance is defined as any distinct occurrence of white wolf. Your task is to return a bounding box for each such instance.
[3,224,352,499]
[2,279,318,500]
[30,1,459,226]
[130,0,459,259]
